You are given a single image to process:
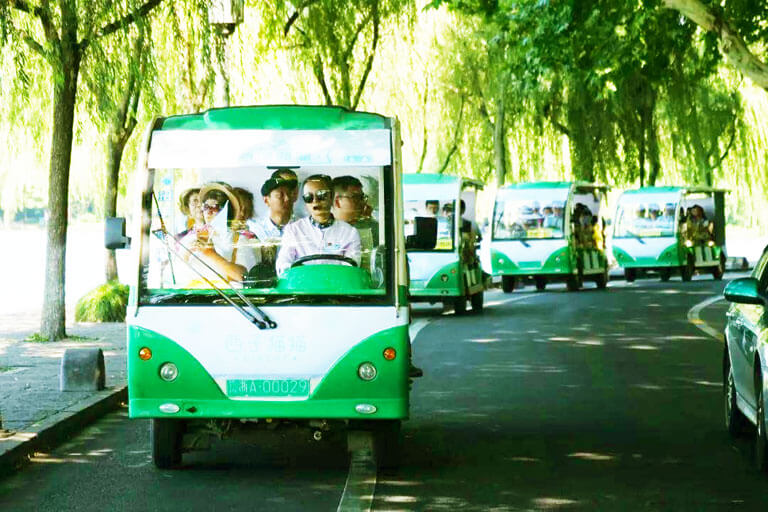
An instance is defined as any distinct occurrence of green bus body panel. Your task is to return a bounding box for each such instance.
[491,246,573,276]
[685,244,724,267]
[612,243,681,269]
[409,261,461,296]
[127,325,409,419]
[276,265,373,293]
[157,105,390,131]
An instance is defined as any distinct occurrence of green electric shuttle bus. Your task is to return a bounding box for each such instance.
[482,181,610,292]
[403,174,485,314]
[612,186,727,281]
[106,105,411,469]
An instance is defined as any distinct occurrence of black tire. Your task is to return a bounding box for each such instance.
[756,373,768,472]
[501,276,516,293]
[659,268,671,282]
[595,269,608,289]
[470,291,484,313]
[566,273,581,292]
[713,253,725,280]
[681,255,694,282]
[724,349,748,437]
[374,420,402,470]
[534,277,547,291]
[151,419,182,469]
[454,297,467,315]
[624,269,636,283]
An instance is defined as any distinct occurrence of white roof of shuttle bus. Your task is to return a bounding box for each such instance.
[146,129,392,169]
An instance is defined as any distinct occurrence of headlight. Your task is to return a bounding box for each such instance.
[707,240,715,247]
[357,362,377,381]
[159,362,179,382]
[684,240,693,248]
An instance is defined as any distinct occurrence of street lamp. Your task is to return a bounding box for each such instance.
[209,0,244,107]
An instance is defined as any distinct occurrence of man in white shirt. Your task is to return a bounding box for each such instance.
[249,169,299,241]
[276,174,361,276]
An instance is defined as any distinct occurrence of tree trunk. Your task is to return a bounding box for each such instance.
[104,139,125,282]
[41,53,80,341]
[493,97,507,187]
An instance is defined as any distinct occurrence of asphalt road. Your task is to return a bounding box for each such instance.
[2,274,768,511]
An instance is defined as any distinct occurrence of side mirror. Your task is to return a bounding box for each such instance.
[405,216,437,250]
[105,217,131,250]
[724,277,765,306]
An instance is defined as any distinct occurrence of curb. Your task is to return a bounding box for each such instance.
[0,385,127,478]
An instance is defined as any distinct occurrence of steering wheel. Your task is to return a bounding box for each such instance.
[290,254,359,268]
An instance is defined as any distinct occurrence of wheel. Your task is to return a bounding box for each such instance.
[680,254,695,282]
[624,269,636,283]
[501,276,516,293]
[724,349,748,437]
[454,297,467,315]
[713,253,725,280]
[566,273,581,292]
[659,268,671,282]
[756,373,768,472]
[151,419,182,469]
[595,269,608,289]
[470,291,484,313]
[374,420,402,470]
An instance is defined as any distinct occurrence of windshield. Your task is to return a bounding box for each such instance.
[403,198,456,251]
[141,165,391,305]
[614,192,679,238]
[492,187,569,240]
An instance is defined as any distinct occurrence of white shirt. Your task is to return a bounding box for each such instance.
[275,217,361,276]
[248,216,288,241]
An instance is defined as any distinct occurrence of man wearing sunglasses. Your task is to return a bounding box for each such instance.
[333,175,378,269]
[250,169,299,241]
[275,174,361,276]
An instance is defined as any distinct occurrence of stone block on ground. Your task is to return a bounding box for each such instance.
[60,348,106,392]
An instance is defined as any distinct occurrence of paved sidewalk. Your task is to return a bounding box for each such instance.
[0,314,127,475]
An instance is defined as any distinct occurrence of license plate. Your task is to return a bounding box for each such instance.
[226,378,310,398]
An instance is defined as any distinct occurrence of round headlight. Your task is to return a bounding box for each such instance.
[357,362,377,381]
[159,362,179,382]
[684,239,693,248]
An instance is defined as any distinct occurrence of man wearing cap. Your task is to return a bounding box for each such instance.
[250,169,299,241]
[276,174,361,276]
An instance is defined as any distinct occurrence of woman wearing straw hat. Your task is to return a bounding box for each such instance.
[179,182,259,284]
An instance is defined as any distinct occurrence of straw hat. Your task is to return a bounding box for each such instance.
[198,182,241,220]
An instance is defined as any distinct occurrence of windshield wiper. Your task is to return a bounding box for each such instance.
[624,230,646,244]
[151,195,277,329]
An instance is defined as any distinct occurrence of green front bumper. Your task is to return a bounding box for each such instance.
[128,325,409,420]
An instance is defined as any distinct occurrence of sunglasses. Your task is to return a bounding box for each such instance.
[302,190,331,203]
[202,202,221,212]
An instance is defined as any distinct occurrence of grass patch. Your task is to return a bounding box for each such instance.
[75,281,129,322]
[0,366,12,373]
[24,332,95,343]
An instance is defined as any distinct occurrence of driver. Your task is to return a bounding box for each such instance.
[275,174,361,276]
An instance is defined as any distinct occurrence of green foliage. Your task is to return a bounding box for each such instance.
[74,281,130,323]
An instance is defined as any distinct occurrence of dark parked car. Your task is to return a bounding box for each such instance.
[723,245,768,470]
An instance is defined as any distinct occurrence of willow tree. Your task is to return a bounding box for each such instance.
[2,0,164,341]
[82,21,155,282]
[663,0,768,92]
[258,0,413,109]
